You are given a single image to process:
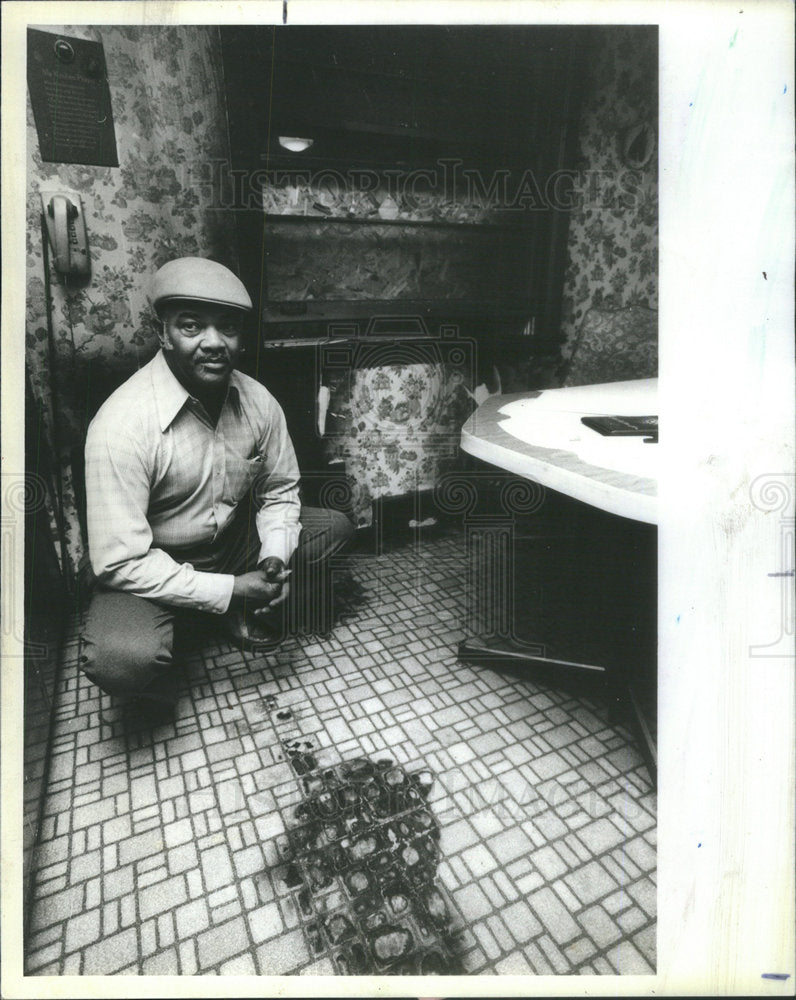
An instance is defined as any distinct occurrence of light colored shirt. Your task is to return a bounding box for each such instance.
[85,350,301,614]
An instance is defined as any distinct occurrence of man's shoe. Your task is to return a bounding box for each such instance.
[225,609,284,652]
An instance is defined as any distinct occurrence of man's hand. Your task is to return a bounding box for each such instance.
[256,556,291,613]
[231,557,291,613]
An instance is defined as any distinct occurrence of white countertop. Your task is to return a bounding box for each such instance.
[460,378,658,524]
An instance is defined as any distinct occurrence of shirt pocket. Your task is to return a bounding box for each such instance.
[225,452,264,505]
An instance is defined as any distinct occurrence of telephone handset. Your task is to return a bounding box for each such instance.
[40,188,90,277]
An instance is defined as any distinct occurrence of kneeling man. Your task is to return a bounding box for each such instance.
[80,257,353,703]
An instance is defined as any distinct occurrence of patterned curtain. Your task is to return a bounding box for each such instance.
[559,27,658,372]
[563,306,658,387]
[324,362,474,527]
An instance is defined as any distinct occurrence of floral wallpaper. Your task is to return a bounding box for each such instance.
[26,25,238,583]
[559,27,658,382]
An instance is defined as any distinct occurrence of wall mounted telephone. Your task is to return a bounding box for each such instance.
[40,188,90,277]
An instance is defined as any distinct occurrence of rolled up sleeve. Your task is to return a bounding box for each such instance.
[85,421,235,614]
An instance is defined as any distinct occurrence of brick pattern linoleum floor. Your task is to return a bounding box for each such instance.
[25,530,656,977]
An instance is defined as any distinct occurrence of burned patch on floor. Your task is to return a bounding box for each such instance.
[272,750,465,974]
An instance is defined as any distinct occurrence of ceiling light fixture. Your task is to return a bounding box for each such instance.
[278,136,314,152]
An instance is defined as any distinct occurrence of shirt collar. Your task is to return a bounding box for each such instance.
[151,349,241,432]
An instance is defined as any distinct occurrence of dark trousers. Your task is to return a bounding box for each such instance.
[79,506,353,700]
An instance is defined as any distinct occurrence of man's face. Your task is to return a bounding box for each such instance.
[158,301,245,398]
